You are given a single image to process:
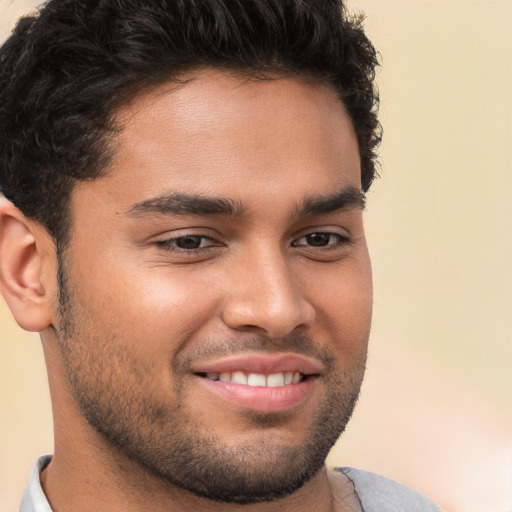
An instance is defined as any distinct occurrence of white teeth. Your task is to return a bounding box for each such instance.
[231,371,248,385]
[247,373,267,387]
[267,373,285,387]
[203,371,303,386]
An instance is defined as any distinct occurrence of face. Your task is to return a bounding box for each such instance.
[53,70,372,504]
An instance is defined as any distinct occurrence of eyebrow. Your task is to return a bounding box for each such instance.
[127,186,365,219]
[128,193,245,218]
[296,186,366,217]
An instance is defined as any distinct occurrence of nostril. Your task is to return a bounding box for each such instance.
[220,272,315,338]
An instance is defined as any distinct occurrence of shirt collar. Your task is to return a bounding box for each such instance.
[20,455,53,512]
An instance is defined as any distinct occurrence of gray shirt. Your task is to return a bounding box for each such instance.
[21,455,443,512]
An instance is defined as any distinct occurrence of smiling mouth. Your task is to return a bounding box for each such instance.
[190,352,323,412]
[197,371,306,387]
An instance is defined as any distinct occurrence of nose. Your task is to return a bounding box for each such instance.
[221,248,315,338]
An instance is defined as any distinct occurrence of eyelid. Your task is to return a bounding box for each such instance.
[291,229,352,247]
[154,231,223,252]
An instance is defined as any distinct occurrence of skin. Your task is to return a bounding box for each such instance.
[0,69,371,511]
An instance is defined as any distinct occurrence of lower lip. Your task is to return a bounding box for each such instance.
[196,376,315,413]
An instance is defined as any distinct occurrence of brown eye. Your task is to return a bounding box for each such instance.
[157,235,217,251]
[293,232,350,248]
[304,233,331,247]
[175,235,203,249]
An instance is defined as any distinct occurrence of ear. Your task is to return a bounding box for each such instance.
[0,198,54,332]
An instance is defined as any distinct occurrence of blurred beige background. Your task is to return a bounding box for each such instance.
[1,1,511,511]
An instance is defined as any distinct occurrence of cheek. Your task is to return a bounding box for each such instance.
[134,271,222,325]
[305,257,372,348]
[69,257,222,360]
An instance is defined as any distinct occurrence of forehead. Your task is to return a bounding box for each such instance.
[73,69,361,214]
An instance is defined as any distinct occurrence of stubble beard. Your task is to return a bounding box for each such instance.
[54,254,367,504]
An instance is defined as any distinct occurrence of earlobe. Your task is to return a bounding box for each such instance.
[0,199,53,332]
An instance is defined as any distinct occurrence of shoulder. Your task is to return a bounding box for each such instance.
[335,467,443,512]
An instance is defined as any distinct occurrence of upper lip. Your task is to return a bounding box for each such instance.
[190,353,325,376]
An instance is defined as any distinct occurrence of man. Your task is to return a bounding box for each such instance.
[0,1,442,510]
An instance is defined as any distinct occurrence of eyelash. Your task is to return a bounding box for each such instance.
[155,235,219,251]
[155,231,351,253]
[291,232,351,249]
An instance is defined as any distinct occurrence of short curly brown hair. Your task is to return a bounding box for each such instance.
[0,0,380,246]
